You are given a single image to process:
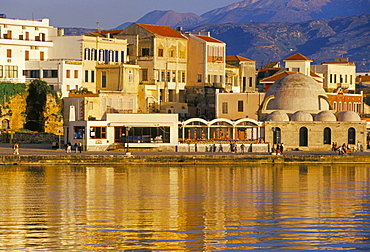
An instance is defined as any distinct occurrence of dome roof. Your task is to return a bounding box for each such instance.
[266,111,289,121]
[314,111,337,121]
[336,111,361,121]
[290,111,313,121]
[263,74,330,111]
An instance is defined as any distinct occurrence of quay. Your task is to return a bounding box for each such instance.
[1,144,370,165]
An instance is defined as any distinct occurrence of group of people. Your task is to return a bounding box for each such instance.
[206,142,246,153]
[332,142,351,155]
[66,141,82,153]
[274,143,284,155]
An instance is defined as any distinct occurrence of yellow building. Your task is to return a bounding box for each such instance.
[226,55,256,93]
[115,23,188,113]
[50,31,129,93]
[184,33,226,119]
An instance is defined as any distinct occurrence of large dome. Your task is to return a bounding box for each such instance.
[263,74,330,111]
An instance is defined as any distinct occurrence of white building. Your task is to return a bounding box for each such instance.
[66,113,179,151]
[0,17,56,83]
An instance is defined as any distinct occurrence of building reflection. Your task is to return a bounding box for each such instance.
[0,164,368,250]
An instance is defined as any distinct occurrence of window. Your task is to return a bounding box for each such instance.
[121,51,125,62]
[66,70,71,78]
[85,70,89,82]
[25,32,29,40]
[0,65,3,78]
[161,71,165,81]
[323,127,331,145]
[181,72,185,83]
[43,70,58,78]
[40,51,44,61]
[91,49,96,61]
[7,49,11,58]
[348,128,356,144]
[141,48,149,56]
[222,102,228,114]
[73,126,85,139]
[238,100,243,112]
[19,34,23,40]
[90,127,106,139]
[167,71,171,82]
[197,74,202,82]
[333,101,337,111]
[249,77,253,87]
[91,71,95,83]
[74,70,78,78]
[169,49,175,57]
[5,66,18,78]
[348,102,352,111]
[158,48,163,57]
[172,71,176,82]
[84,48,90,60]
[102,71,106,88]
[142,69,148,81]
[25,51,29,61]
[25,70,40,78]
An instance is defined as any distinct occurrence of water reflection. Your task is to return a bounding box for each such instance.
[0,164,369,251]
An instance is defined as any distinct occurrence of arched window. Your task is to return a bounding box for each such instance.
[348,102,352,111]
[333,101,337,111]
[273,127,281,144]
[323,127,331,145]
[338,102,342,111]
[348,127,356,144]
[299,127,308,146]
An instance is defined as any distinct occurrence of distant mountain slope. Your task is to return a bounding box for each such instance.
[186,14,370,71]
[201,0,370,23]
[113,0,370,28]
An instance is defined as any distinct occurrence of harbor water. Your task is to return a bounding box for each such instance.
[0,164,369,251]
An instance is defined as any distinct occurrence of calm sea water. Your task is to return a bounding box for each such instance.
[0,164,369,251]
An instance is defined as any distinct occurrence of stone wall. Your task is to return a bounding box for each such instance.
[0,132,57,143]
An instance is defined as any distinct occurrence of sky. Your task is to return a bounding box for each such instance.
[2,0,239,29]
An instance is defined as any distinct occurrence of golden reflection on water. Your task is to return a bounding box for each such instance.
[0,164,369,251]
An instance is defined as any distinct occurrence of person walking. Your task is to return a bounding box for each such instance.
[74,142,78,153]
[280,143,284,154]
[12,143,19,155]
[78,142,82,153]
[66,141,72,154]
[240,143,245,153]
[218,143,223,152]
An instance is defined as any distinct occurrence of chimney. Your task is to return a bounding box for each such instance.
[58,28,64,36]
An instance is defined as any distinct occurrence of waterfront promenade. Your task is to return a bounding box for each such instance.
[1,143,370,165]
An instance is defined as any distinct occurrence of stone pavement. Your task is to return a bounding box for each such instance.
[1,143,369,156]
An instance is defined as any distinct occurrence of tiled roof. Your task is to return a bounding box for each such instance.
[226,64,238,68]
[322,61,355,65]
[260,71,300,82]
[226,55,255,62]
[284,52,312,61]
[310,71,321,78]
[137,23,185,38]
[194,35,224,43]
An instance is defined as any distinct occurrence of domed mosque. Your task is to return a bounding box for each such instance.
[259,73,366,151]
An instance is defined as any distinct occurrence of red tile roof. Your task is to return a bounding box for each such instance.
[283,52,312,61]
[322,61,355,65]
[260,71,300,82]
[137,23,185,38]
[194,35,224,43]
[226,55,255,62]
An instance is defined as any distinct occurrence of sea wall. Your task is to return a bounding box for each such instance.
[1,154,370,165]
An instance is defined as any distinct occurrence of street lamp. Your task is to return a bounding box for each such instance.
[126,126,131,152]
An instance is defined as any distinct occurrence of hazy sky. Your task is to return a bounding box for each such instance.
[2,0,239,29]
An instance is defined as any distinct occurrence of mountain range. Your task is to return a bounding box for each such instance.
[115,0,370,29]
[63,0,370,71]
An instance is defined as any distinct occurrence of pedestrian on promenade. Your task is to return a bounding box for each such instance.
[12,143,19,155]
[240,143,245,153]
[218,143,223,152]
[280,143,284,154]
[78,142,82,153]
[66,141,72,154]
[74,142,78,153]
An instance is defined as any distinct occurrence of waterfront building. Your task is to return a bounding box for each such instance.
[0,17,56,83]
[115,24,188,113]
[311,57,356,92]
[225,55,256,93]
[260,73,366,151]
[66,113,179,151]
[184,32,226,119]
[49,31,129,93]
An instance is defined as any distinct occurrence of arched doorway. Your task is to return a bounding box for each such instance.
[323,127,331,145]
[273,127,281,144]
[348,127,356,144]
[299,127,308,146]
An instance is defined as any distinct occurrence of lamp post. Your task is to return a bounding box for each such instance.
[126,126,131,152]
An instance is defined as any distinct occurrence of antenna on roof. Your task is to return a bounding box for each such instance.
[96,20,101,32]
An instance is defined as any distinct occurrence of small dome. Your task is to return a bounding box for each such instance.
[314,111,337,121]
[336,111,361,121]
[263,74,330,111]
[290,111,313,121]
[266,111,289,121]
